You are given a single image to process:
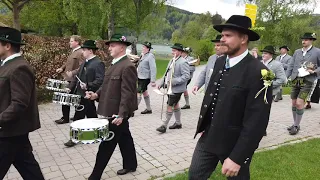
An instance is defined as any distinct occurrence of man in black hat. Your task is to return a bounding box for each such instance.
[156,43,190,133]
[85,34,138,179]
[261,45,287,101]
[192,34,226,93]
[286,32,320,135]
[189,15,272,179]
[137,41,157,114]
[274,45,292,101]
[0,27,44,179]
[64,40,105,147]
[180,46,196,109]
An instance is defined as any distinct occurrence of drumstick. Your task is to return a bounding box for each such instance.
[75,75,84,84]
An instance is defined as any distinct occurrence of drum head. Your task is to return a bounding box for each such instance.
[71,118,109,129]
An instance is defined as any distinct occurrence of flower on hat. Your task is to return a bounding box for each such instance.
[120,36,126,41]
[312,33,316,38]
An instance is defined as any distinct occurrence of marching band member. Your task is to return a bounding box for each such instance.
[192,34,226,94]
[261,45,287,100]
[85,34,138,179]
[156,43,190,133]
[286,32,320,135]
[55,35,84,124]
[0,27,45,180]
[64,40,105,147]
[189,15,272,179]
[137,41,157,114]
[181,47,195,109]
[274,45,292,102]
[260,45,287,136]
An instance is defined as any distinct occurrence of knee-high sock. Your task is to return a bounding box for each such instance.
[184,94,190,106]
[137,94,142,106]
[292,106,297,124]
[173,108,181,125]
[144,95,151,110]
[162,111,173,127]
[295,108,304,126]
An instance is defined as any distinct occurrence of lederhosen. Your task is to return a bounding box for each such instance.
[137,53,151,93]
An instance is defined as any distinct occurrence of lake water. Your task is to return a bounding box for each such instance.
[127,44,172,56]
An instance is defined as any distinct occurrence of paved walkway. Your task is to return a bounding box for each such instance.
[4,65,320,180]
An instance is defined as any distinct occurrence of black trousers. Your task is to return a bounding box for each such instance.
[89,119,137,180]
[62,82,74,120]
[0,134,44,180]
[189,139,252,180]
[73,97,97,121]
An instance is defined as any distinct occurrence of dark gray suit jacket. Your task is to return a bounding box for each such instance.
[286,46,320,82]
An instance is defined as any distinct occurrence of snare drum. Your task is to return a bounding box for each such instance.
[70,118,115,144]
[46,78,69,92]
[52,92,84,111]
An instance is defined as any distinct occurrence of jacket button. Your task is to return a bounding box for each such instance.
[219,70,222,73]
[200,115,203,118]
[204,105,208,108]
[214,82,217,85]
[210,93,213,96]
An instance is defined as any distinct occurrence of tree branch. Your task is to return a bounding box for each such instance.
[1,0,13,11]
[18,0,30,10]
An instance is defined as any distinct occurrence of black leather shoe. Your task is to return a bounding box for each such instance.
[156,125,166,133]
[181,105,190,109]
[141,109,152,114]
[117,169,136,175]
[169,123,182,129]
[64,140,76,147]
[55,118,69,124]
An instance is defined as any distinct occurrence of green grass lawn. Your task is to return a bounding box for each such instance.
[164,138,320,180]
[156,59,170,79]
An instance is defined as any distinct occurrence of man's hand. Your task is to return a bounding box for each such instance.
[65,88,71,93]
[112,115,123,126]
[222,158,241,177]
[65,71,73,78]
[80,82,87,90]
[56,68,63,73]
[151,82,156,87]
[85,91,98,100]
[192,86,199,95]
[307,69,315,74]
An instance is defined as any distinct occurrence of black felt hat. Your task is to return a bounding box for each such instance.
[260,45,276,55]
[0,26,26,45]
[213,15,260,41]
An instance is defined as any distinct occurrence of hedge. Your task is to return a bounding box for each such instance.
[21,34,113,103]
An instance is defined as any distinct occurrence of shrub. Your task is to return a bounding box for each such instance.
[21,34,113,103]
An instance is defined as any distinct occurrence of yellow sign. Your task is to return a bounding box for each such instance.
[245,4,258,27]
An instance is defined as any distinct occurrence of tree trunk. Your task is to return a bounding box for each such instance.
[131,36,138,55]
[12,4,21,30]
[107,7,115,39]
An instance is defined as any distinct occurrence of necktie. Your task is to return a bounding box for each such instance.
[225,57,230,69]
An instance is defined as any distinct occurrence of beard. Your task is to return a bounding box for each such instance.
[223,44,241,56]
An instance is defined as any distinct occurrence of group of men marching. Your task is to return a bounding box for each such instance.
[1,13,320,180]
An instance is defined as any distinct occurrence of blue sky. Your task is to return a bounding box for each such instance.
[170,0,320,19]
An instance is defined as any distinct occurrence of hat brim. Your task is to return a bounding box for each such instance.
[171,46,184,51]
[213,24,260,41]
[81,45,98,50]
[260,49,276,55]
[105,40,132,46]
[142,43,153,49]
[0,37,26,45]
[279,46,290,51]
[211,39,221,43]
[301,37,316,41]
